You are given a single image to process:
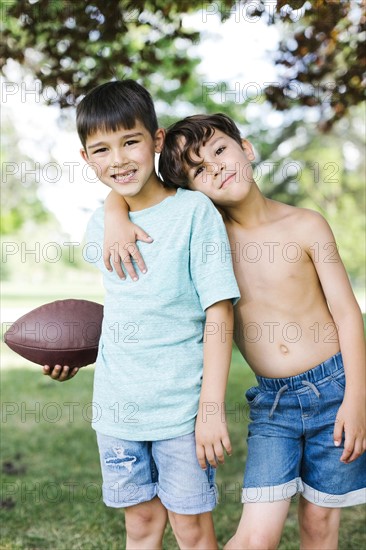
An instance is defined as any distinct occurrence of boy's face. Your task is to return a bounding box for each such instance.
[183,129,255,206]
[81,121,164,200]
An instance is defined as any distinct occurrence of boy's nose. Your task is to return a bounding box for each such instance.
[214,164,224,177]
[110,147,131,167]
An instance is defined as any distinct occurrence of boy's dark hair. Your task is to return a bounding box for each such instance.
[76,80,158,150]
[159,113,243,188]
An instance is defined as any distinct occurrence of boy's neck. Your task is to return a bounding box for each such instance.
[124,176,176,212]
[223,182,271,228]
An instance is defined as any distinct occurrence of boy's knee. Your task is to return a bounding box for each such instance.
[244,532,281,550]
[300,504,340,539]
[169,513,206,546]
[125,503,164,540]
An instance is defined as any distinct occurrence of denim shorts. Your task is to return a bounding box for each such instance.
[96,431,217,514]
[243,352,366,508]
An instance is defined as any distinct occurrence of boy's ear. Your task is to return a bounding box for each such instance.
[154,128,165,153]
[241,139,255,161]
[80,148,89,163]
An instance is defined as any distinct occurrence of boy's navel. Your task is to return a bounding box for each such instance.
[280,344,289,354]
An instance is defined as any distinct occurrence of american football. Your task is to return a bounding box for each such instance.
[4,299,103,368]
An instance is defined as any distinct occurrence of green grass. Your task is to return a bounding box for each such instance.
[1,279,104,308]
[1,348,365,549]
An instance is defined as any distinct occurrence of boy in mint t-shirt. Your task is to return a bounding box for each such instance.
[44,82,239,550]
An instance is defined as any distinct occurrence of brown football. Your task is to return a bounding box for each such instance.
[4,299,103,368]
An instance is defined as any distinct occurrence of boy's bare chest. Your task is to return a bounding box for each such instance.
[227,226,315,299]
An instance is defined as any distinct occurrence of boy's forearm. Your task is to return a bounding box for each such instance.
[336,305,366,399]
[105,190,129,215]
[199,300,234,407]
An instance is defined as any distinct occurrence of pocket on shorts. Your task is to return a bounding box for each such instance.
[330,369,346,391]
[245,386,265,407]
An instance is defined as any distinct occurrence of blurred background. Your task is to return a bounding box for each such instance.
[0,1,365,547]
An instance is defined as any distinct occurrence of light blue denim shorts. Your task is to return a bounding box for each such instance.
[96,431,217,514]
[243,352,366,508]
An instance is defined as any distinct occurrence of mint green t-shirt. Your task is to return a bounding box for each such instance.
[85,188,240,441]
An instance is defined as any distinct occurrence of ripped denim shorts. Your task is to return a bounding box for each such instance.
[96,431,217,514]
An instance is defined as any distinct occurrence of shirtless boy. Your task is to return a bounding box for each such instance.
[104,113,366,549]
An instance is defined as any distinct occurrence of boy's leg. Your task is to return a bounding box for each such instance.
[298,496,341,550]
[96,433,165,547]
[167,510,217,550]
[152,433,218,548]
[224,501,290,550]
[228,381,304,549]
[297,356,365,550]
[125,496,168,550]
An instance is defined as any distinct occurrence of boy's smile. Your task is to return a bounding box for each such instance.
[81,121,165,210]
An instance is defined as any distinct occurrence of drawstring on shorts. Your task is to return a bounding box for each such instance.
[269,380,321,418]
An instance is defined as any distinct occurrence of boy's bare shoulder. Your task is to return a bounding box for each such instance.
[268,202,336,259]
[270,201,330,232]
[270,200,321,220]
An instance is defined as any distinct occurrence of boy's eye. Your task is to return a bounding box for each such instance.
[93,147,108,154]
[194,166,205,178]
[125,140,138,146]
[216,146,226,155]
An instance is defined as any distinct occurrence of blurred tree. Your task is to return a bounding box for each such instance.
[1,0,364,128]
[261,0,366,130]
[1,114,50,235]
[0,0,230,109]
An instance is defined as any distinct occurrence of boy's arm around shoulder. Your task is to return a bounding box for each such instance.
[303,209,366,462]
[103,190,152,280]
[195,299,234,470]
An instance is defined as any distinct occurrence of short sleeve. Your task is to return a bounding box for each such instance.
[189,193,240,310]
[83,207,105,270]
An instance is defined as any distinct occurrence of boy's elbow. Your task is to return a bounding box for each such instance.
[206,299,234,319]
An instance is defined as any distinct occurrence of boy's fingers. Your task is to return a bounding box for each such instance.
[57,365,70,381]
[49,364,62,379]
[135,228,153,244]
[70,367,79,378]
[340,443,354,463]
[133,250,147,275]
[103,250,113,272]
[204,445,217,469]
[222,435,232,457]
[196,445,207,470]
[103,247,126,279]
[123,244,140,280]
[214,442,225,464]
[111,255,127,280]
[120,254,138,280]
[333,417,343,447]
[344,439,362,463]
